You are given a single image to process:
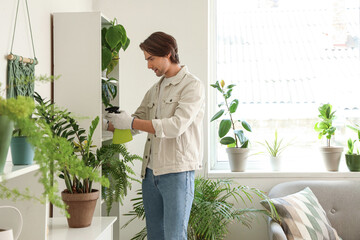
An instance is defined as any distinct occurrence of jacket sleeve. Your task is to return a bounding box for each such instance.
[131,89,151,135]
[152,79,205,138]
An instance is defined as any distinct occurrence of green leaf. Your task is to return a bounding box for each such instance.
[241,120,252,132]
[220,137,235,145]
[210,109,224,122]
[234,130,247,144]
[113,24,127,45]
[227,84,236,89]
[122,37,130,51]
[210,81,222,92]
[241,140,249,148]
[106,55,119,74]
[225,88,233,99]
[227,142,236,148]
[102,47,112,71]
[219,119,231,138]
[325,106,331,119]
[229,99,239,113]
[106,26,123,49]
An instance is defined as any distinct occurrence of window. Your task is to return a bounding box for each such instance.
[210,0,360,171]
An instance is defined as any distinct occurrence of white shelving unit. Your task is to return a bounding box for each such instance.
[0,162,47,240]
[48,217,116,240]
[52,12,119,240]
[0,162,39,182]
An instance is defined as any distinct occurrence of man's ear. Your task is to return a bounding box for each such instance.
[166,52,171,59]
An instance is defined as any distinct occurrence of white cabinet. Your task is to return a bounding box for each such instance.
[53,11,117,217]
[52,12,119,240]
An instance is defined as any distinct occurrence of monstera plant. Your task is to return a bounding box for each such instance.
[101,18,130,107]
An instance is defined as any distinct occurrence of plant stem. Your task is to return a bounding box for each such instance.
[64,168,73,194]
[327,138,331,147]
[223,91,237,147]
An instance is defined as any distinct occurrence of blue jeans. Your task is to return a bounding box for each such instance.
[142,168,195,240]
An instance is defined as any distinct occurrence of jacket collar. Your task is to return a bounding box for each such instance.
[157,65,188,88]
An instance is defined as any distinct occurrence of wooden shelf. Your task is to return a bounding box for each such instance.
[0,162,39,182]
[48,217,117,240]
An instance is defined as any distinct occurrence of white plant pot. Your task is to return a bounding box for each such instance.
[270,156,282,171]
[226,148,249,172]
[319,146,344,171]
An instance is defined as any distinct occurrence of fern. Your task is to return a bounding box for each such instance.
[122,178,279,240]
[100,144,142,215]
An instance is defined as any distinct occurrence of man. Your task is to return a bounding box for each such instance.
[106,31,204,239]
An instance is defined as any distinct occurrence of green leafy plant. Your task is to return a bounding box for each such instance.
[101,18,130,107]
[122,177,279,240]
[210,80,252,148]
[314,103,336,147]
[101,144,142,215]
[102,18,130,74]
[346,122,360,155]
[102,77,118,107]
[34,92,141,214]
[258,130,293,157]
[0,94,104,216]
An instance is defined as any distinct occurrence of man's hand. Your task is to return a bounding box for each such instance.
[106,111,134,130]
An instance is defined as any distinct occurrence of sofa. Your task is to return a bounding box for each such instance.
[267,180,360,240]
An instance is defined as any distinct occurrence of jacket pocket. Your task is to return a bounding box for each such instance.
[162,95,180,117]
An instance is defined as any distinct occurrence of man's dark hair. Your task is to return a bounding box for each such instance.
[139,32,180,64]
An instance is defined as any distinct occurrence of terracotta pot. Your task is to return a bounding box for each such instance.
[319,146,343,171]
[226,147,249,172]
[61,189,99,228]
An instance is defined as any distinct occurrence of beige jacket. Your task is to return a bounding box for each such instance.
[132,66,205,178]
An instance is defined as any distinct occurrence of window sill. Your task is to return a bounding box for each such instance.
[207,169,360,179]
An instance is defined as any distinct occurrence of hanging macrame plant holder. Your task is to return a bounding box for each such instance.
[7,0,38,99]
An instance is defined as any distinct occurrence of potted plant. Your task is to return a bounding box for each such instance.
[122,177,279,239]
[0,96,34,173]
[345,123,360,171]
[0,94,101,216]
[101,18,130,107]
[210,80,252,172]
[1,81,112,227]
[34,93,141,223]
[314,103,343,171]
[258,130,293,171]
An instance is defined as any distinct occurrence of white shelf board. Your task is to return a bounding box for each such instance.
[48,217,117,240]
[0,162,39,182]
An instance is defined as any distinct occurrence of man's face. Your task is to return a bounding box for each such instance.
[143,51,171,77]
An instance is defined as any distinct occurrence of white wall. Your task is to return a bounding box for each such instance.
[0,0,93,98]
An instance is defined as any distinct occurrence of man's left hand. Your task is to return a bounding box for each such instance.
[106,111,134,130]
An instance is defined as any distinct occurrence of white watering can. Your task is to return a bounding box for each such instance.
[0,206,23,240]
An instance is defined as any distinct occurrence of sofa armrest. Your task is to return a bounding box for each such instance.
[268,219,287,240]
